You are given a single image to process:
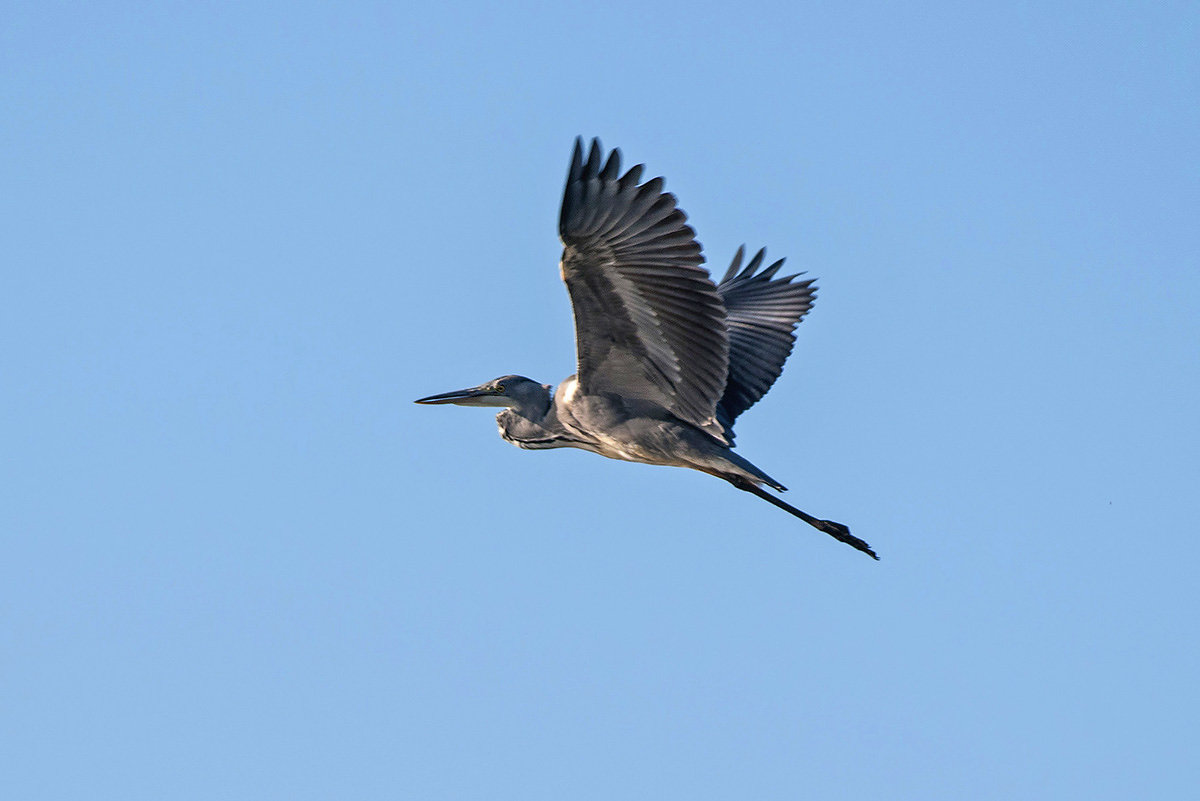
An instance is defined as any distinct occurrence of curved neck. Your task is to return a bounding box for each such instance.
[497,384,585,450]
[502,384,552,423]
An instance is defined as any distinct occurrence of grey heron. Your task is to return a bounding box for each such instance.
[416,139,876,559]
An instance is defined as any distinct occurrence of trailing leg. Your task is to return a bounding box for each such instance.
[727,476,878,560]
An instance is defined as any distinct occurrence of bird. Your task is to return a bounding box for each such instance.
[416,138,876,559]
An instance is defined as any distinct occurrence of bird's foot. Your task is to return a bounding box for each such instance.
[818,519,879,560]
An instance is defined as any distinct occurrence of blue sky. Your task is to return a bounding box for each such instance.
[3,1,1198,798]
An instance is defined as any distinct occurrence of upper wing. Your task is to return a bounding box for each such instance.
[558,138,730,443]
[715,246,816,439]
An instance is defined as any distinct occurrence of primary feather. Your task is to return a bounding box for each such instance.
[715,246,817,439]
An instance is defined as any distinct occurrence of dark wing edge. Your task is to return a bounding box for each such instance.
[559,137,730,442]
[715,246,816,440]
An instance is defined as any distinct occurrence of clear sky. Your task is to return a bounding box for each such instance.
[3,1,1198,798]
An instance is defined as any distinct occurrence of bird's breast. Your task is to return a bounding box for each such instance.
[554,389,681,465]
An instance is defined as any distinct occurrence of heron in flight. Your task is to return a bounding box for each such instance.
[416,139,876,559]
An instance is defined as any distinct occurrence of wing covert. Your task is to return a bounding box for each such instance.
[558,138,730,442]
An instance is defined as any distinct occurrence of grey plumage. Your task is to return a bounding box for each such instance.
[559,138,729,444]
[416,138,875,559]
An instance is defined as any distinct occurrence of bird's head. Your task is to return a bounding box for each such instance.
[414,375,550,412]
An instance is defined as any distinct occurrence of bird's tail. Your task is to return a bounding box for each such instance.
[719,451,788,492]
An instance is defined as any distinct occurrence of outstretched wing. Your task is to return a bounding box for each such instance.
[559,138,730,443]
[715,246,816,439]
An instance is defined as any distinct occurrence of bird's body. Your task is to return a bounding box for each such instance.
[495,374,783,489]
[417,139,877,559]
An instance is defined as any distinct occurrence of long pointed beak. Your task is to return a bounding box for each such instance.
[414,387,492,405]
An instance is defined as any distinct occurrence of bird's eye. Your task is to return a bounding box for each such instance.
[494,384,505,393]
